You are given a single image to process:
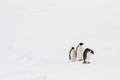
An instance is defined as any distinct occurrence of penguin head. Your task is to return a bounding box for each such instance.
[91,50,94,55]
[79,43,84,46]
[71,47,74,49]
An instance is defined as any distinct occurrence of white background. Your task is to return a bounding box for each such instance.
[0,0,120,80]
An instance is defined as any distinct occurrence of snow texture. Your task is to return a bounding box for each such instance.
[0,0,120,80]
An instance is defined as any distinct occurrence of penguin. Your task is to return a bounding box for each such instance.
[83,48,94,64]
[69,47,76,62]
[76,43,84,61]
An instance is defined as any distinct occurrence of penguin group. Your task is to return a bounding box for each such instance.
[69,43,94,64]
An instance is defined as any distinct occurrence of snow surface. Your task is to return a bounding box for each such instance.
[0,0,120,80]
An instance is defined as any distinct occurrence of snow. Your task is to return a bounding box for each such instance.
[0,0,120,80]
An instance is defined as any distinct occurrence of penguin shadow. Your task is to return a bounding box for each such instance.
[82,62,91,64]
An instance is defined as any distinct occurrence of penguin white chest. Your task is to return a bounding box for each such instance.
[77,46,83,60]
[71,50,76,62]
[86,52,91,62]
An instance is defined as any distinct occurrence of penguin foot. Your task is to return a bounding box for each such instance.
[82,62,87,64]
[87,62,90,64]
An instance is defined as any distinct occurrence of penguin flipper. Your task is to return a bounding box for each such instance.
[69,53,71,60]
[69,50,72,61]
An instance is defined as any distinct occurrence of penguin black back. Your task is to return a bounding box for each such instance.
[83,48,94,63]
[69,47,75,61]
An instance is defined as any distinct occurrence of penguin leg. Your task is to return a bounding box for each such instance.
[69,53,71,61]
[82,59,87,64]
[83,56,87,64]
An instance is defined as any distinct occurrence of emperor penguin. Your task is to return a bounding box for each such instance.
[76,43,84,61]
[69,47,76,62]
[83,48,94,64]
